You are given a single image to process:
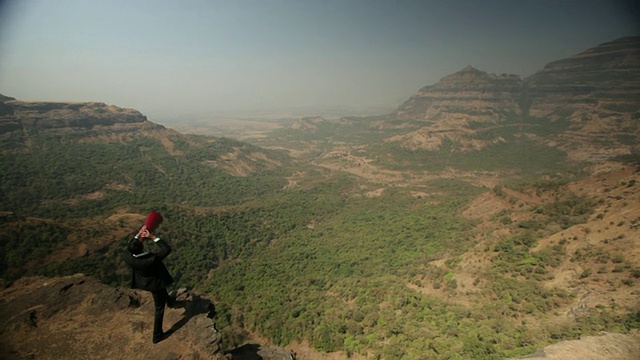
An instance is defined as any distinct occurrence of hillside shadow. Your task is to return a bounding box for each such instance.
[225,343,262,360]
[164,293,216,338]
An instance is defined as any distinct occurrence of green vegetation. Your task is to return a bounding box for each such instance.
[370,135,572,174]
[261,117,415,158]
[0,219,69,279]
[0,133,288,219]
[0,121,636,359]
[520,116,572,136]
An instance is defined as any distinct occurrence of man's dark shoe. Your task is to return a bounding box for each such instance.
[152,332,167,344]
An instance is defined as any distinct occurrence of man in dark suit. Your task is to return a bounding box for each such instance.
[124,226,175,344]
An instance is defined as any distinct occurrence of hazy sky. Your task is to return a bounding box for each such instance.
[0,0,638,120]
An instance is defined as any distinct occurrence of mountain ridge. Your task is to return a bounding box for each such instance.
[0,100,153,134]
[385,36,639,160]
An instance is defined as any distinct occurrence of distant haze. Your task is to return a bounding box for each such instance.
[0,0,638,121]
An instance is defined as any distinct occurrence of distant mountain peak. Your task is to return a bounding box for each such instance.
[436,65,491,85]
[427,65,522,91]
[461,65,481,72]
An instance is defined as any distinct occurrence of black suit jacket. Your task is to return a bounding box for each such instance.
[124,237,174,292]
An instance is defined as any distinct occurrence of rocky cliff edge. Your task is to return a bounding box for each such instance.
[0,274,295,360]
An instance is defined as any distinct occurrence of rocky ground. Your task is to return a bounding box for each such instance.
[516,331,640,360]
[0,274,294,360]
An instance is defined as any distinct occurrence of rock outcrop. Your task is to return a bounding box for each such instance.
[0,274,295,360]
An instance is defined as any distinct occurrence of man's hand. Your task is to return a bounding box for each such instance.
[136,226,153,241]
[136,225,146,238]
[136,225,159,241]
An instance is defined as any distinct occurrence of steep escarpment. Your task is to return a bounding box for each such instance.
[525,36,640,161]
[393,65,523,124]
[526,36,640,119]
[383,37,640,158]
[0,98,158,135]
[387,66,523,151]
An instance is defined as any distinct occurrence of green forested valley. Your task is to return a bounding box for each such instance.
[1,114,639,360]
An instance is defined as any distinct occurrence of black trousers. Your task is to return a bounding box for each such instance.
[151,288,170,338]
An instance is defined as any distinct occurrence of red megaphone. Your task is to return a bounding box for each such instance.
[144,211,163,232]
